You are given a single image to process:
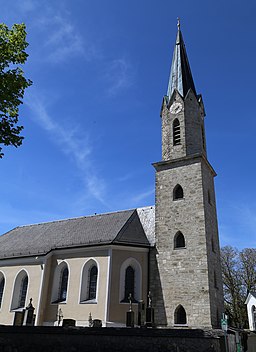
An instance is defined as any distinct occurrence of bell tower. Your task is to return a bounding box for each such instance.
[150,20,224,328]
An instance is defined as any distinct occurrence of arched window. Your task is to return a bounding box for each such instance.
[124,266,135,302]
[0,274,5,309]
[173,184,184,200]
[174,231,185,249]
[11,270,28,310]
[19,275,28,308]
[173,119,181,145]
[174,305,187,325]
[80,259,99,303]
[120,258,142,303]
[51,262,69,304]
[88,265,98,300]
[59,267,68,302]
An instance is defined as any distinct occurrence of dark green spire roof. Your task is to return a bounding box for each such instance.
[167,21,196,100]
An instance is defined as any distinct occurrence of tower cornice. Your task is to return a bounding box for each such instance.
[152,153,217,177]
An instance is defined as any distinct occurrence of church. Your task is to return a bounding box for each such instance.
[0,22,224,329]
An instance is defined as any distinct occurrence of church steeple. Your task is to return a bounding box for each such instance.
[151,22,224,329]
[167,19,196,100]
[161,20,206,162]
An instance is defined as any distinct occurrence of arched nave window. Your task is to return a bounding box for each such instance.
[174,231,185,249]
[80,259,99,303]
[51,262,69,303]
[120,258,142,303]
[174,305,187,325]
[59,267,68,302]
[0,273,5,309]
[11,270,28,310]
[173,119,181,145]
[124,266,135,302]
[173,184,184,200]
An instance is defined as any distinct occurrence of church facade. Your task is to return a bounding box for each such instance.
[0,24,223,328]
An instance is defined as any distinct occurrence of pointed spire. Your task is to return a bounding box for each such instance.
[167,19,196,100]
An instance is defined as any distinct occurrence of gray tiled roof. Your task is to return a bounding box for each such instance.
[0,208,152,259]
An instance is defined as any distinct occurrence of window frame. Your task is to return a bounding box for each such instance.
[80,259,99,304]
[173,184,184,201]
[174,231,186,249]
[119,258,142,304]
[174,304,187,325]
[18,275,28,308]
[10,269,29,311]
[173,118,181,146]
[51,261,70,304]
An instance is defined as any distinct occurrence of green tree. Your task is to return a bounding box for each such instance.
[0,23,32,158]
[221,246,256,328]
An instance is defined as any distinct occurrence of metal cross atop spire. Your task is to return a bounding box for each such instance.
[167,20,196,100]
[177,17,180,30]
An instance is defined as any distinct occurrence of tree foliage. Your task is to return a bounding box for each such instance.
[221,246,256,328]
[0,23,32,158]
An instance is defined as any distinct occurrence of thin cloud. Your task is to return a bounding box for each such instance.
[25,91,107,204]
[20,3,98,64]
[117,172,135,182]
[17,0,38,14]
[131,188,155,203]
[105,58,133,96]
[42,15,88,64]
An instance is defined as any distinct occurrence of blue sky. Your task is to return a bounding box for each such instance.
[0,0,255,249]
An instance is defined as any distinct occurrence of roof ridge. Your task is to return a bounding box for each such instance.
[10,208,137,229]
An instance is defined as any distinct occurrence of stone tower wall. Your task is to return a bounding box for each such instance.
[184,90,206,158]
[152,158,213,328]
[201,160,224,327]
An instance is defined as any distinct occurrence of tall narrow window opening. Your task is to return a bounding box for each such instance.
[214,271,218,289]
[11,270,29,310]
[88,265,98,300]
[202,126,206,150]
[59,267,68,302]
[173,184,184,200]
[208,190,212,205]
[18,275,28,308]
[124,266,135,302]
[80,259,99,303]
[173,119,181,145]
[174,305,187,325]
[120,258,141,303]
[0,276,5,308]
[174,231,185,249]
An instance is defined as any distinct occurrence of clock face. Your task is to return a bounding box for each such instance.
[170,102,182,114]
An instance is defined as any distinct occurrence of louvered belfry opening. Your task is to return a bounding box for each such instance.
[173,119,181,145]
